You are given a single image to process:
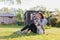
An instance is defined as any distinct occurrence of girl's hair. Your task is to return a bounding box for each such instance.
[39,13,44,19]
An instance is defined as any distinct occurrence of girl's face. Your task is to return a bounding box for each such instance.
[37,13,42,19]
[35,14,38,17]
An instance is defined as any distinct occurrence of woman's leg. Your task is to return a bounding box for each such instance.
[15,23,37,34]
[15,25,30,34]
[28,23,37,33]
[21,25,30,31]
[20,23,37,33]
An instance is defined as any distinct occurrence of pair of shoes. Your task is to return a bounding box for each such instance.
[14,30,22,34]
[21,31,28,34]
[14,30,28,34]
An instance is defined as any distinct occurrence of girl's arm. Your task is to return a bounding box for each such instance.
[34,20,38,26]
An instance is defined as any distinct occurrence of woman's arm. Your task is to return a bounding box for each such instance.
[41,26,45,34]
[40,19,47,34]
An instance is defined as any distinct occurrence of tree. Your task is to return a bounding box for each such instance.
[3,7,9,13]
[30,6,50,18]
[55,8,60,15]
[16,9,24,22]
[16,13,21,20]
[0,0,21,5]
[55,8,60,21]
[0,0,4,1]
[16,0,21,4]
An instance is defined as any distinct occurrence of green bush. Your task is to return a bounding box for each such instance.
[50,18,58,26]
[55,21,60,27]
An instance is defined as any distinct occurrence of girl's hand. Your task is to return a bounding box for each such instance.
[35,23,38,26]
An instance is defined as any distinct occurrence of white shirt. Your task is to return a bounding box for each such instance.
[37,18,48,34]
[39,18,48,26]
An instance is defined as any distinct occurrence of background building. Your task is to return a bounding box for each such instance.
[0,13,16,24]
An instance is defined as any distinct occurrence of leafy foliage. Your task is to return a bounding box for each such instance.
[0,0,21,5]
[50,18,58,26]
[16,9,24,22]
[16,13,21,20]
[16,0,21,4]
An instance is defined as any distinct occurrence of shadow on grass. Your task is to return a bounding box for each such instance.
[0,32,37,39]
[0,24,37,39]
[0,24,25,28]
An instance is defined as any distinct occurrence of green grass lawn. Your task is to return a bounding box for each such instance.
[0,24,60,40]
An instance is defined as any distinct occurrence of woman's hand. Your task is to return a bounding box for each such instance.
[41,26,45,34]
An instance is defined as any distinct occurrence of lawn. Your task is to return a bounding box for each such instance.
[0,24,60,40]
